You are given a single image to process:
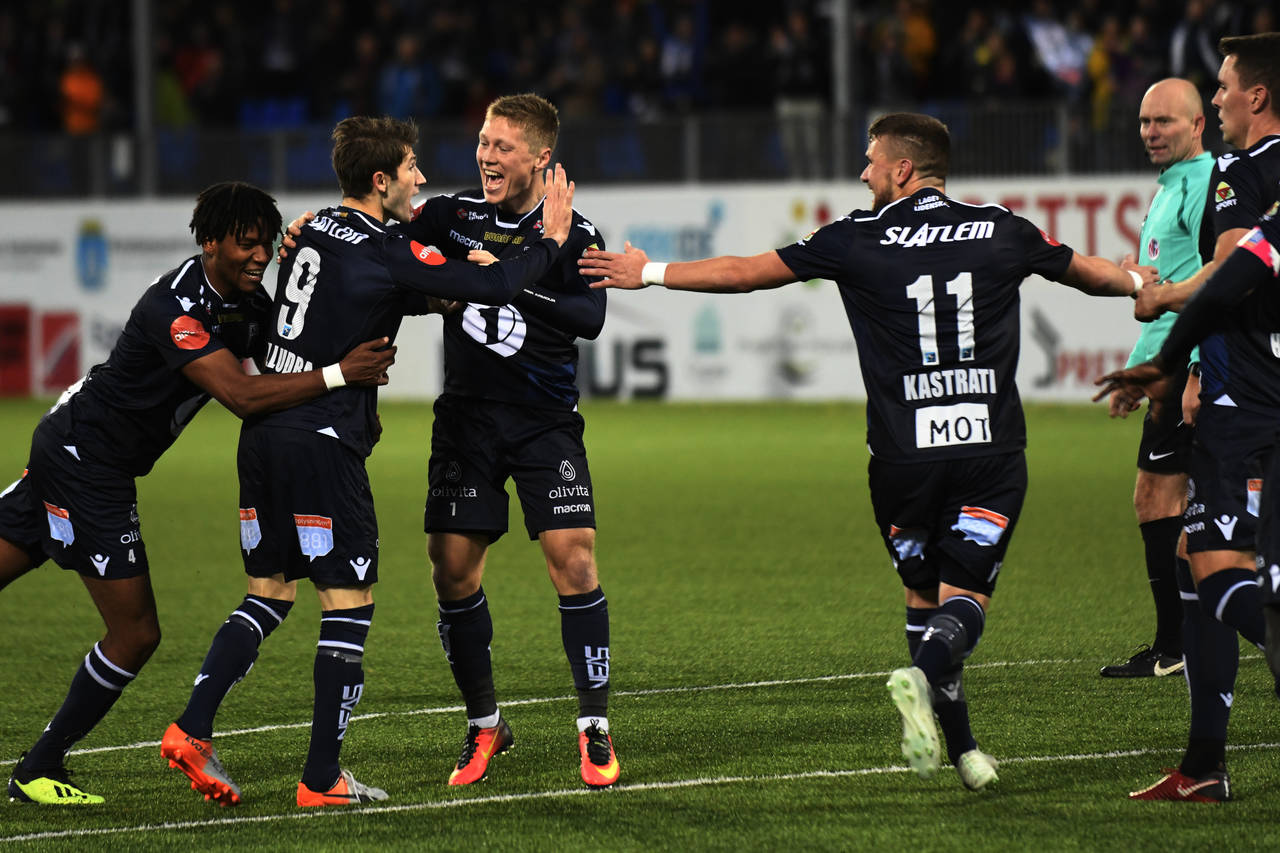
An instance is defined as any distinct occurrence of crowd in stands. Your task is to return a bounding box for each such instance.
[3,0,1277,137]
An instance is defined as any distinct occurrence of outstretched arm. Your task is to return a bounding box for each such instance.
[182,338,395,419]
[578,242,797,293]
[1057,252,1159,296]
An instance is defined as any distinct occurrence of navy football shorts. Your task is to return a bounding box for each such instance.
[238,424,379,586]
[0,424,149,578]
[424,394,595,542]
[1183,403,1274,555]
[1136,365,1192,475]
[868,451,1027,597]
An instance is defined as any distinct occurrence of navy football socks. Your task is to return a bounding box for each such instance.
[177,595,292,740]
[560,587,610,718]
[437,588,498,720]
[25,643,135,771]
[302,604,373,792]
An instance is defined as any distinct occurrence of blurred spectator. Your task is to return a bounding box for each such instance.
[60,44,104,135]
[1023,0,1093,101]
[898,0,937,97]
[774,7,828,178]
[378,33,442,119]
[660,11,701,113]
[1168,0,1224,97]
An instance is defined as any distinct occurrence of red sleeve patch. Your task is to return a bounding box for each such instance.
[410,240,446,266]
[1237,227,1280,276]
[1038,229,1061,246]
[170,315,210,350]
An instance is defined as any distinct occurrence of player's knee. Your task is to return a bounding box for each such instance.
[547,548,597,593]
[921,612,968,667]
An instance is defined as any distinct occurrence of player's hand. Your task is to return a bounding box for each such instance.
[467,249,498,266]
[579,240,649,289]
[1107,388,1142,419]
[338,337,396,387]
[1133,279,1171,321]
[1093,361,1171,419]
[541,163,575,246]
[276,211,316,263]
[1119,255,1160,298]
[1182,369,1201,427]
[427,296,462,315]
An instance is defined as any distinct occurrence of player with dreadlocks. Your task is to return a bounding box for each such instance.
[0,181,394,804]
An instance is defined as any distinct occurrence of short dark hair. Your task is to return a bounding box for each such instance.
[331,116,418,198]
[486,93,559,155]
[189,182,281,245]
[868,113,950,181]
[1220,33,1280,119]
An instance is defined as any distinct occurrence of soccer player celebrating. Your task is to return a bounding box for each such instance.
[1098,32,1280,802]
[1098,78,1213,679]
[398,94,617,788]
[581,112,1155,791]
[0,182,394,804]
[159,117,577,807]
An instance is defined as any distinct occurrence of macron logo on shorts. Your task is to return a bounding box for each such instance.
[951,506,1009,547]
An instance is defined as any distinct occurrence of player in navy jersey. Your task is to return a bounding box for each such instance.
[392,94,618,788]
[0,182,394,805]
[1097,33,1280,803]
[581,112,1154,791]
[160,116,577,807]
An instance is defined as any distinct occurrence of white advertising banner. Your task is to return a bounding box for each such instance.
[0,177,1157,401]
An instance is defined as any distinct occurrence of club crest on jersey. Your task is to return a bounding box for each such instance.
[44,501,74,546]
[410,241,446,266]
[951,506,1009,546]
[240,507,262,553]
[294,514,334,561]
[1147,237,1159,260]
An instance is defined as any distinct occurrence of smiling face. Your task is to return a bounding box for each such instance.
[203,223,273,298]
[476,115,551,214]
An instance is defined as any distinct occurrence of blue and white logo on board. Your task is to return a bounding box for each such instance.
[76,219,108,291]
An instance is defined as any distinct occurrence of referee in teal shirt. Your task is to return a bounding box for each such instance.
[1101,78,1212,678]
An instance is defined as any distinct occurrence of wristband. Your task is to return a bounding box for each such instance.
[1128,269,1143,296]
[641,262,668,287]
[322,363,346,390]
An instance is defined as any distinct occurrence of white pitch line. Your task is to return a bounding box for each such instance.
[4,741,1278,845]
[8,657,1090,764]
